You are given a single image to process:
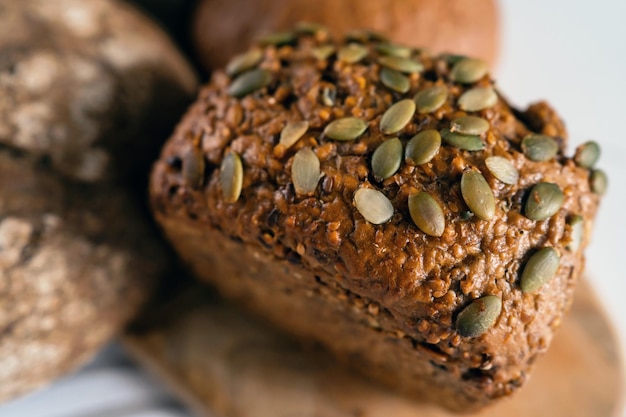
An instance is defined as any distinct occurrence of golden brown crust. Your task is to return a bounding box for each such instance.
[150,32,602,410]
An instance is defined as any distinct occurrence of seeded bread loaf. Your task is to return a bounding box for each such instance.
[150,28,605,411]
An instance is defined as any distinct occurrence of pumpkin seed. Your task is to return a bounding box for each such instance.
[440,129,485,151]
[338,43,368,64]
[181,147,205,189]
[258,31,296,46]
[456,295,502,338]
[354,188,394,224]
[295,21,328,35]
[485,156,519,185]
[380,99,416,135]
[405,129,441,165]
[292,148,321,195]
[379,56,424,74]
[458,86,498,111]
[323,117,368,141]
[226,48,263,77]
[524,182,564,221]
[520,247,560,294]
[380,67,410,93]
[371,137,403,181]
[450,116,490,135]
[346,29,386,43]
[311,45,336,61]
[450,58,488,83]
[521,134,559,162]
[461,170,495,221]
[574,141,601,168]
[566,215,584,252]
[442,53,468,66]
[376,42,412,58]
[414,85,448,114]
[590,169,608,195]
[408,192,446,237]
[321,86,336,106]
[279,121,309,149]
[228,69,273,98]
[220,151,243,203]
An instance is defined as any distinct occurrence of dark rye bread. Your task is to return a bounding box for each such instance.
[150,29,604,411]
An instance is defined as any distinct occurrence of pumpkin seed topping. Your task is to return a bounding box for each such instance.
[567,215,584,252]
[520,247,560,294]
[376,42,412,58]
[292,148,321,195]
[574,141,601,168]
[405,130,441,165]
[279,121,309,149]
[440,129,485,151]
[338,43,368,64]
[408,192,446,237]
[354,188,394,225]
[450,116,490,136]
[458,86,498,112]
[228,69,273,98]
[220,152,243,203]
[450,58,488,83]
[226,48,263,77]
[485,156,519,185]
[380,99,416,135]
[590,169,608,195]
[311,45,336,61]
[461,170,496,221]
[323,117,368,141]
[258,31,296,46]
[456,295,502,338]
[524,182,564,221]
[371,138,403,181]
[380,67,410,93]
[414,85,448,114]
[521,134,559,162]
[379,56,424,74]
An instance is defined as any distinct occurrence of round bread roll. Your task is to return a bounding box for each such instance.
[192,0,499,71]
[150,29,605,411]
[0,0,197,402]
[0,150,170,402]
[0,0,197,183]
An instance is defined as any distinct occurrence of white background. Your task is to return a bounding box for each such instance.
[0,1,624,416]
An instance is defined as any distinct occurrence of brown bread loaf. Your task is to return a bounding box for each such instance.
[0,0,197,402]
[150,28,605,411]
[192,0,499,71]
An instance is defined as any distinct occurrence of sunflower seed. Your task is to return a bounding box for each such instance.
[292,148,321,195]
[485,156,519,185]
[220,151,243,203]
[227,69,273,98]
[451,116,490,135]
[461,170,495,221]
[440,129,485,151]
[408,192,446,237]
[520,247,560,294]
[354,188,394,224]
[405,129,441,165]
[456,295,502,338]
[524,182,564,220]
[226,48,263,77]
[521,134,559,162]
[376,42,412,58]
[258,31,296,46]
[279,121,309,149]
[323,117,368,141]
[380,67,410,93]
[311,45,336,61]
[181,147,205,188]
[450,58,488,83]
[414,85,448,114]
[379,56,424,74]
[566,215,584,252]
[380,99,416,134]
[590,169,608,195]
[338,43,368,64]
[574,141,601,168]
[371,137,403,181]
[458,86,498,111]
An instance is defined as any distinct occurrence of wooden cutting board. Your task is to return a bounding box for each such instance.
[124,278,624,417]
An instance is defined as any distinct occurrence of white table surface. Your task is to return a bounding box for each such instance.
[1,0,624,416]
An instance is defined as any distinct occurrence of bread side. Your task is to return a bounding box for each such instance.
[150,31,603,410]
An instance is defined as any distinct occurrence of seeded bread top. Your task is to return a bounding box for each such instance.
[151,25,605,395]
